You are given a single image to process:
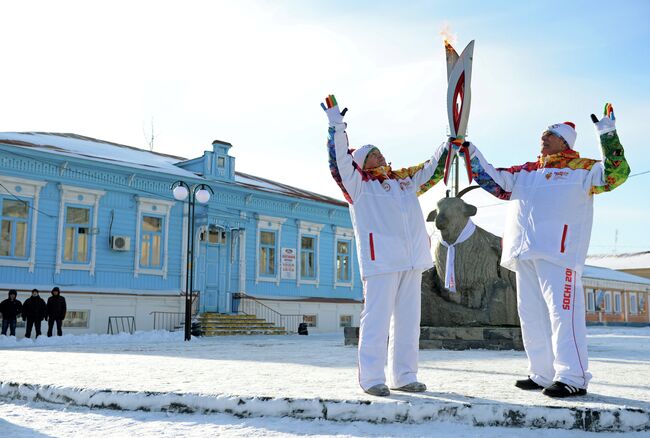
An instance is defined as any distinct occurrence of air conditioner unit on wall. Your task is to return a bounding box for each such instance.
[110,235,131,251]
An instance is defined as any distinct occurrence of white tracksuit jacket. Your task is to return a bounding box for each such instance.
[327,122,447,278]
[469,129,629,273]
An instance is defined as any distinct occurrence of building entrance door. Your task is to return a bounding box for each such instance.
[198,227,228,313]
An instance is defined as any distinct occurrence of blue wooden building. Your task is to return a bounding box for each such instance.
[0,132,362,335]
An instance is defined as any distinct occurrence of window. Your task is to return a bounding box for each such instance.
[56,185,104,275]
[303,314,317,327]
[340,315,352,327]
[640,294,647,314]
[296,221,323,285]
[586,289,595,312]
[614,292,621,314]
[333,227,354,288]
[595,290,605,311]
[135,196,173,278]
[217,156,226,168]
[255,216,285,284]
[604,292,612,313]
[0,198,29,258]
[259,230,276,276]
[336,240,351,282]
[63,206,91,264]
[630,293,638,314]
[140,215,163,268]
[300,235,316,279]
[204,226,226,245]
[63,310,90,328]
[0,176,45,271]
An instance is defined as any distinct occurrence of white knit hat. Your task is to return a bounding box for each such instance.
[351,144,378,168]
[547,122,577,149]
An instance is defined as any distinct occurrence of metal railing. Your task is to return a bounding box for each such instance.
[232,293,303,334]
[151,311,185,332]
[107,316,136,334]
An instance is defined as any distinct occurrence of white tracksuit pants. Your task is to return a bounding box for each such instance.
[358,269,422,390]
[516,259,592,389]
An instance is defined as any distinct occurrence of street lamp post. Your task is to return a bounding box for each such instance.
[171,181,214,341]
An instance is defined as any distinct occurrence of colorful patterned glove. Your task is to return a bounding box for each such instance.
[591,103,616,135]
[321,94,348,126]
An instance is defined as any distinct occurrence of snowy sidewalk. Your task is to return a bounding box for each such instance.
[1,327,649,432]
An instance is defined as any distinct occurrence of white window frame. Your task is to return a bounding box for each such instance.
[297,221,323,286]
[604,291,612,313]
[255,215,285,285]
[134,196,173,278]
[63,310,90,328]
[56,185,105,275]
[333,226,355,289]
[62,204,93,265]
[303,314,318,327]
[614,291,622,314]
[339,314,353,328]
[630,293,638,315]
[0,175,46,272]
[586,289,595,312]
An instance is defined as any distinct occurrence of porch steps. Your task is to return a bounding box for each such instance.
[197,313,287,336]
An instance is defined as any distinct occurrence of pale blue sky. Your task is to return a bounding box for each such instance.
[1,0,648,254]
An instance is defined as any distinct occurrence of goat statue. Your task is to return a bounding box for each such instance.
[421,186,519,327]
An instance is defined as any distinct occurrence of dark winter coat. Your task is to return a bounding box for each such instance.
[22,295,47,321]
[46,294,67,321]
[0,295,23,321]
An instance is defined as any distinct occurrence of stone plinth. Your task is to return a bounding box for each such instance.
[344,326,523,350]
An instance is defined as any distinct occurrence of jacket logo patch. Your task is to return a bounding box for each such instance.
[545,173,552,180]
[553,171,569,181]
[382,182,391,192]
[399,180,411,191]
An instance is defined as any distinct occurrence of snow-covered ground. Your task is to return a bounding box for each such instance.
[1,327,649,436]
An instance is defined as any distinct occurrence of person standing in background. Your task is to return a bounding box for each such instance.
[23,289,47,338]
[46,287,67,337]
[1,289,23,336]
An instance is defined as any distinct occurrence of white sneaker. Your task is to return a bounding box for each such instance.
[364,384,390,397]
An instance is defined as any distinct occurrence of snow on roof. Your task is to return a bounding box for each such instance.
[0,132,200,179]
[586,251,650,270]
[583,264,650,286]
[235,171,346,207]
[0,132,347,208]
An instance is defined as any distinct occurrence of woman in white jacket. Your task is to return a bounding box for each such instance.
[322,95,447,396]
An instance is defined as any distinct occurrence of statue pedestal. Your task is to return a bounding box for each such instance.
[344,326,523,350]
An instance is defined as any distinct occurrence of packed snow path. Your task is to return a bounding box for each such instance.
[1,328,648,432]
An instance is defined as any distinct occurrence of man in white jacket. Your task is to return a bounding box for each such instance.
[466,104,629,398]
[322,94,447,396]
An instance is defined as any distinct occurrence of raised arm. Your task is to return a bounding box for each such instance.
[587,103,630,194]
[390,143,449,196]
[469,143,521,200]
[323,95,364,203]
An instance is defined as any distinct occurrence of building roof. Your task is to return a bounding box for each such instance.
[0,132,198,179]
[586,251,650,270]
[0,132,347,207]
[234,172,346,207]
[583,264,650,286]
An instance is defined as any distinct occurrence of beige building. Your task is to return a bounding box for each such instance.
[582,264,650,325]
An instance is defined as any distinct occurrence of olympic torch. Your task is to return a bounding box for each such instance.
[443,37,475,194]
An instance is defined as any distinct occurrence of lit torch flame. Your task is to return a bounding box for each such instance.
[440,23,457,50]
